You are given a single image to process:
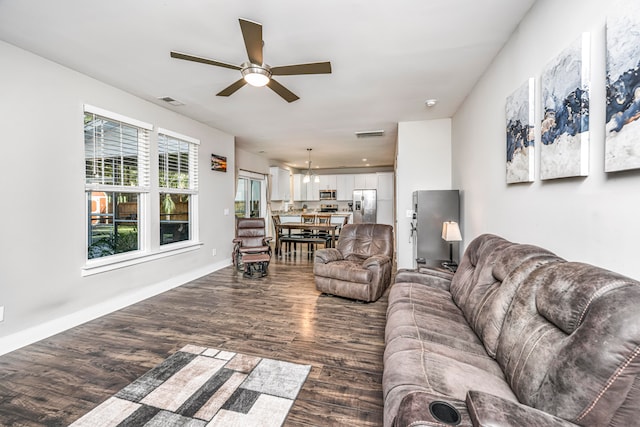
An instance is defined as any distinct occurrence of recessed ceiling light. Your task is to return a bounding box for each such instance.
[425,99,438,107]
[362,158,367,162]
[366,164,370,167]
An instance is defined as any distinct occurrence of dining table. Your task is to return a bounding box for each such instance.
[274,222,340,256]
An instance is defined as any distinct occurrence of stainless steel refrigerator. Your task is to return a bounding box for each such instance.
[411,190,460,265]
[353,189,377,223]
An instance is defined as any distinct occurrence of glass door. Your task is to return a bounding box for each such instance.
[235,173,265,218]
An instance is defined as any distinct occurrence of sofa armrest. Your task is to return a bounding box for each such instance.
[466,391,579,427]
[314,248,343,264]
[362,254,391,269]
[394,268,453,292]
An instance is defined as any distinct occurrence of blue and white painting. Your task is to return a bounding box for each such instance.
[605,1,640,172]
[506,78,535,183]
[540,33,590,180]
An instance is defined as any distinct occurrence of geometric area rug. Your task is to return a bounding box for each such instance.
[69,344,311,427]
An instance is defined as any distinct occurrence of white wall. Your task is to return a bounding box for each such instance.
[452,0,640,279]
[396,119,452,268]
[235,148,270,175]
[0,41,236,354]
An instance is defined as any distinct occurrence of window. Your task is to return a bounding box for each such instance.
[158,128,199,245]
[84,105,151,260]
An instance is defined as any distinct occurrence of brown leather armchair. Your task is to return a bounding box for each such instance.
[313,223,394,302]
[232,217,272,270]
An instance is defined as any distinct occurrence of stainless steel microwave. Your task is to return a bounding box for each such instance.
[319,189,337,200]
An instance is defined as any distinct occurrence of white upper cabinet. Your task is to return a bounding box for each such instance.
[376,172,394,200]
[292,174,304,201]
[307,180,320,201]
[292,173,320,201]
[336,174,355,200]
[354,173,377,189]
[270,167,291,201]
[318,175,337,190]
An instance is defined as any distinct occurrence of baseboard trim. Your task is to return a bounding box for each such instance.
[0,259,232,357]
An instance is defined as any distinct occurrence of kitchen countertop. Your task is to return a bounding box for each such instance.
[273,211,352,216]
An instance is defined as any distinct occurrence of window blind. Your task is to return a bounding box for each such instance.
[84,108,150,189]
[158,129,199,191]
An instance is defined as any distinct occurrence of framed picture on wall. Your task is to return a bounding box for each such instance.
[211,154,227,172]
[539,33,590,180]
[605,1,640,172]
[505,77,535,184]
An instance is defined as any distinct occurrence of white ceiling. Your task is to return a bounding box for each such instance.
[0,0,535,169]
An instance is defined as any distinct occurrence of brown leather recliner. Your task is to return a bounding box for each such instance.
[314,223,394,302]
[232,217,272,270]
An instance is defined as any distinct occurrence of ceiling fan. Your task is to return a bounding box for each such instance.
[170,18,332,103]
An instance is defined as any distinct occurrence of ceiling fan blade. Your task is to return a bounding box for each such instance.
[216,78,248,97]
[270,61,332,76]
[170,51,241,71]
[239,18,263,65]
[267,79,299,103]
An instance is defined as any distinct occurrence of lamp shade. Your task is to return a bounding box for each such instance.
[442,221,462,242]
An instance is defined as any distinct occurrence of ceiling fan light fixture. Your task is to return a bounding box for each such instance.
[241,64,271,87]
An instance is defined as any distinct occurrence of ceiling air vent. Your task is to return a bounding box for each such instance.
[158,96,185,106]
[355,130,385,138]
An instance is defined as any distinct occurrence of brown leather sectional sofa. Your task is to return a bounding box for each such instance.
[384,234,640,426]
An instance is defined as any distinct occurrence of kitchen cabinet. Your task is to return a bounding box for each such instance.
[376,172,394,200]
[307,180,320,201]
[354,173,377,189]
[376,172,394,225]
[292,173,319,201]
[270,167,291,201]
[336,174,355,200]
[292,174,304,201]
[377,199,394,226]
[318,175,337,190]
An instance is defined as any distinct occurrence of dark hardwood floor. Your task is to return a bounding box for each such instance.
[0,250,388,426]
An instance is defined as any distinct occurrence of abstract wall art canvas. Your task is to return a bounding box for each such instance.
[605,1,640,172]
[540,33,590,180]
[506,78,535,183]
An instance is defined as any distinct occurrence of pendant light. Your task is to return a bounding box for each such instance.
[303,148,313,183]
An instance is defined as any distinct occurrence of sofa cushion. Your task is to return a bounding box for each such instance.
[383,347,517,427]
[448,234,563,358]
[337,223,393,260]
[386,282,484,354]
[314,260,372,284]
[468,243,563,357]
[384,277,517,427]
[496,262,640,426]
[450,234,512,313]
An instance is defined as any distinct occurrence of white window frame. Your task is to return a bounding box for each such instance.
[157,128,200,246]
